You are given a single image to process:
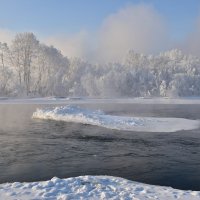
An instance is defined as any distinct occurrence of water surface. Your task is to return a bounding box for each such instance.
[0,103,200,190]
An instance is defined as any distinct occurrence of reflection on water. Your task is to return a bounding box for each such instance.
[0,103,200,190]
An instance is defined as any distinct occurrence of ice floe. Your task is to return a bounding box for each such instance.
[32,105,200,132]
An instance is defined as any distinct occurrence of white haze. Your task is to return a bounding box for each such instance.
[183,16,200,57]
[43,4,170,62]
[1,4,200,98]
[0,29,15,45]
[44,30,91,60]
[95,4,170,62]
[42,4,200,62]
[1,3,200,62]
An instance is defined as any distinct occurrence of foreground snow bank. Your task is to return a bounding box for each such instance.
[32,105,199,132]
[0,176,200,200]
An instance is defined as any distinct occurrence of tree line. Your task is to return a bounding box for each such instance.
[1,32,200,97]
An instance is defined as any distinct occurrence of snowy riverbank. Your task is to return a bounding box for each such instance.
[2,97,200,105]
[0,176,200,200]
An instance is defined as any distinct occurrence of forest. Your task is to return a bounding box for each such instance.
[1,32,200,98]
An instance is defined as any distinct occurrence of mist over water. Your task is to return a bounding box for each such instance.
[0,103,200,190]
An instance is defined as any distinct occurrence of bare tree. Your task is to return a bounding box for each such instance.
[11,32,39,95]
[0,42,12,95]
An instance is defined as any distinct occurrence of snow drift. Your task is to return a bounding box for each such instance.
[0,176,200,200]
[32,105,199,132]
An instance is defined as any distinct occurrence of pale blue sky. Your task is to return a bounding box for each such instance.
[0,0,200,41]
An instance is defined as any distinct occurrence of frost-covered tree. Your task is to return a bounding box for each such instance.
[33,44,69,96]
[7,33,69,97]
[1,32,200,98]
[0,42,13,95]
[10,33,39,95]
[160,80,167,97]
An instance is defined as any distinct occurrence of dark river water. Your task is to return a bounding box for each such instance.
[0,103,200,190]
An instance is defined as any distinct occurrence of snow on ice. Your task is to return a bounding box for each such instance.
[0,176,200,200]
[32,105,200,132]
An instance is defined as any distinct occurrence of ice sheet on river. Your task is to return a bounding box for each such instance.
[32,105,199,132]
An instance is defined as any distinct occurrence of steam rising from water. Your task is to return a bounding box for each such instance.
[1,3,200,62]
[43,4,200,62]
[44,4,170,62]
